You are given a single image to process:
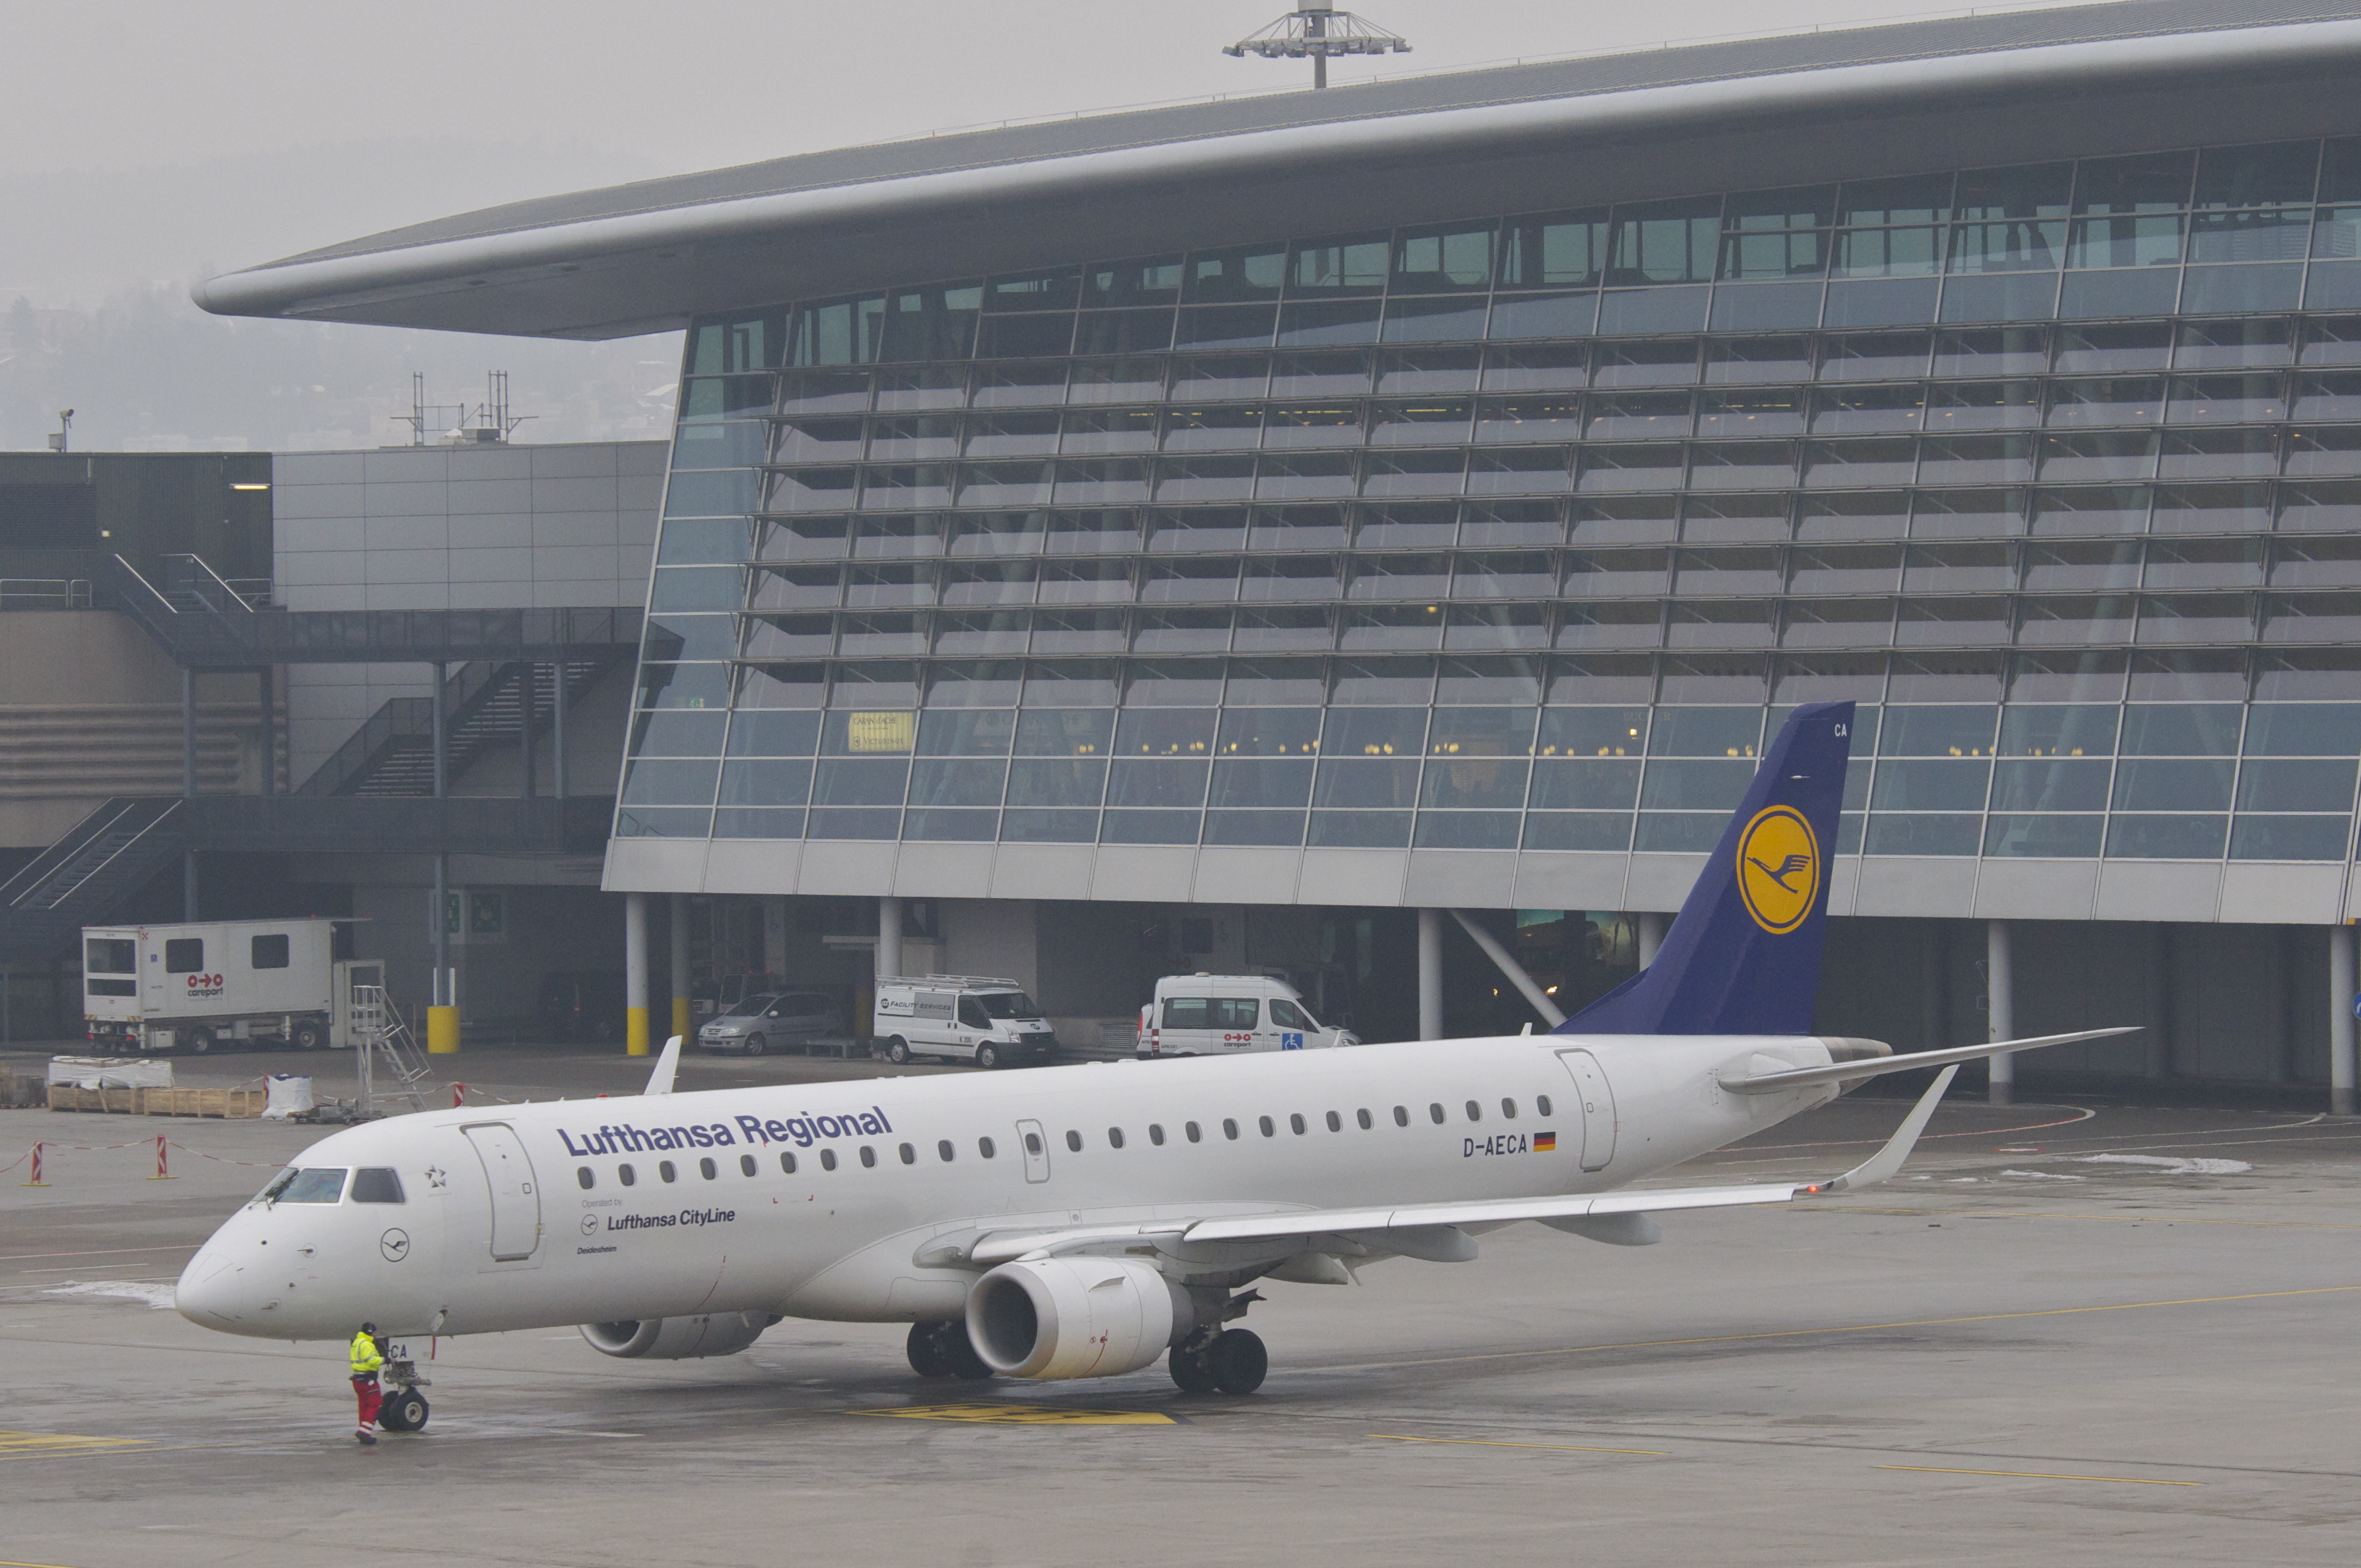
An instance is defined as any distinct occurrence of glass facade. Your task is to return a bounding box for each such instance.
[623,138,2361,866]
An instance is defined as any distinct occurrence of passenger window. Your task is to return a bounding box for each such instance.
[1065,1129,1083,1152]
[660,1161,678,1183]
[980,1137,997,1159]
[1164,997,1213,1030]
[1186,1121,1202,1143]
[1258,1116,1276,1138]
[1537,1094,1553,1117]
[1222,1118,1240,1140]
[939,1140,956,1162]
[351,1168,404,1204]
[1214,998,1260,1028]
[740,1154,757,1176]
[1107,1127,1126,1149]
[1394,1105,1410,1126]
[1288,1113,1306,1135]
[860,1146,877,1168]
[164,938,204,973]
[620,1164,637,1186]
[780,1152,798,1174]
[577,1167,595,1190]
[699,1157,718,1180]
[1356,1109,1373,1130]
[1466,1101,1482,1122]
[1149,1124,1166,1146]
[1429,1103,1446,1124]
[1325,1110,1342,1132]
[1024,1132,1043,1155]
[899,1143,916,1165]
[1501,1099,1517,1120]
[820,1150,838,1171]
[250,934,290,970]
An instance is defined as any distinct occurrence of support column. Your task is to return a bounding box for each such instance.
[258,666,276,795]
[625,892,650,1057]
[182,666,199,921]
[431,662,448,798]
[1417,908,1443,1041]
[427,852,458,1054]
[1987,919,2014,1105]
[1637,912,1666,970]
[553,663,569,800]
[2146,923,2174,1080]
[518,664,537,800]
[2330,923,2355,1117]
[669,893,691,1043]
[878,896,904,984]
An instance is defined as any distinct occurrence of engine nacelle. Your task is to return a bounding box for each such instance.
[579,1311,776,1360]
[965,1258,1191,1380]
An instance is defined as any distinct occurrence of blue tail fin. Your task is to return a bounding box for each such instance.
[1555,700,1855,1037]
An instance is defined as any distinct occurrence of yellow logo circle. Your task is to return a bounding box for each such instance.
[1736,806,1820,935]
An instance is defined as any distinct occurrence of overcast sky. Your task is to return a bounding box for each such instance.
[0,0,2088,309]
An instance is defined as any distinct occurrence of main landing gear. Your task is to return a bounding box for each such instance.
[374,1348,433,1433]
[906,1320,994,1381]
[1169,1328,1266,1396]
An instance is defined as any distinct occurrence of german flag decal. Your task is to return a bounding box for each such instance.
[1534,1131,1557,1152]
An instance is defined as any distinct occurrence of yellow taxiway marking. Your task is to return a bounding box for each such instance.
[0,1559,96,1568]
[851,1403,1175,1425]
[1877,1464,2199,1487]
[0,1430,148,1461]
[1372,1433,1666,1457]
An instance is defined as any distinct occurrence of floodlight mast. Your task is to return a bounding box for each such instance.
[1223,2,1409,90]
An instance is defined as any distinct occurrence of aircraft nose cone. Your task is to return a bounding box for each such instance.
[174,1246,245,1329]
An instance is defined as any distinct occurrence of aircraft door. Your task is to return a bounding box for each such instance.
[1552,1050,1618,1173]
[462,1123,543,1260]
[1016,1118,1051,1184]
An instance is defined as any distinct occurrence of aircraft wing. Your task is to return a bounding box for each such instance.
[962,1065,1960,1268]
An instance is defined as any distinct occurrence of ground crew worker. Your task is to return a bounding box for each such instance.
[349,1321,385,1445]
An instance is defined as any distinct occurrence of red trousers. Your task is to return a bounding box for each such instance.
[352,1375,381,1429]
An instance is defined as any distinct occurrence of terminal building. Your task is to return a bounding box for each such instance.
[119,0,2361,1104]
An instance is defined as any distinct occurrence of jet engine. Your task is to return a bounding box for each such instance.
[965,1257,1194,1380]
[579,1311,778,1359]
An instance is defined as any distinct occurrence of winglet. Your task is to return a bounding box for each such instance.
[644,1035,683,1097]
[1802,1064,1958,1195]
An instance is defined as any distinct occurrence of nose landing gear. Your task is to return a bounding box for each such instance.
[374,1350,432,1433]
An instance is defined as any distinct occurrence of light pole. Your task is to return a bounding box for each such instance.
[46,409,73,453]
[1225,4,1409,91]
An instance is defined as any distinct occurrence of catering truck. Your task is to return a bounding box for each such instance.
[81,917,341,1054]
[1136,973,1358,1058]
[872,975,1057,1068]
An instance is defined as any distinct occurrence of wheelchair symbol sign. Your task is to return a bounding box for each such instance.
[1280,1031,1304,1050]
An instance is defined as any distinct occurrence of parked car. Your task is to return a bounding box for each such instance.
[696,990,848,1055]
[537,970,628,1044]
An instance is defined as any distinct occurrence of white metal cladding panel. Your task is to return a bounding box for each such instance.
[1853,857,1979,919]
[1405,850,1518,908]
[700,839,801,894]
[989,843,1096,901]
[2218,861,2349,923]
[1191,847,1301,905]
[1972,860,2099,921]
[1296,849,1408,907]
[602,834,704,892]
[892,842,995,899]
[2094,860,2223,922]
[797,839,898,895]
[1090,845,1195,902]
[1511,852,1632,912]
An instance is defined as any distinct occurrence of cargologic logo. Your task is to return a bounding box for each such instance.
[1736,805,1819,935]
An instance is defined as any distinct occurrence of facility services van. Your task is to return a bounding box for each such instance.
[1137,974,1358,1058]
[872,975,1057,1068]
[82,918,342,1054]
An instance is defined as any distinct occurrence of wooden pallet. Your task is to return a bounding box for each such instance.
[46,1085,264,1118]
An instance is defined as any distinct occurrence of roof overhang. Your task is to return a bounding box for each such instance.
[193,10,2361,341]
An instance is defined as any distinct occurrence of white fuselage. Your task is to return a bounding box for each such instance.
[174,1033,1839,1342]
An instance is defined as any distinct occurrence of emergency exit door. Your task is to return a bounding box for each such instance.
[1552,1050,1618,1173]
[1016,1118,1051,1183]
[463,1123,542,1260]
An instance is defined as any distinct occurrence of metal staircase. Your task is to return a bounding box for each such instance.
[0,798,187,961]
[296,656,622,797]
[351,983,433,1118]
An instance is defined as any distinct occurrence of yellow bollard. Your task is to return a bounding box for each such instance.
[671,996,691,1040]
[627,1006,650,1057]
[426,1005,460,1055]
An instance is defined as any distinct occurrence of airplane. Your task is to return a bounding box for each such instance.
[174,700,2131,1425]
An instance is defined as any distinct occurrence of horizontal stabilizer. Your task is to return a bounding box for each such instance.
[1716,1027,2140,1094]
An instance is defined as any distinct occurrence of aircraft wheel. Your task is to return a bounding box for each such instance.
[1169,1344,1216,1395]
[378,1388,428,1432]
[1207,1329,1266,1395]
[906,1321,954,1379]
[945,1325,994,1381]
[743,1035,766,1057]
[887,1036,910,1065]
[975,1043,1000,1070]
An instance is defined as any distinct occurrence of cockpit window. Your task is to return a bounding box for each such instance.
[351,1168,404,1204]
[258,1167,348,1204]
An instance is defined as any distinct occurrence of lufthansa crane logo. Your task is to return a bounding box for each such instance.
[1736,806,1820,935]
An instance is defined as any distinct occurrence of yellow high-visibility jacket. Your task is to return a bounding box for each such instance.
[349,1330,384,1378]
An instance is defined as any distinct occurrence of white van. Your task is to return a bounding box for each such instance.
[873,975,1057,1068]
[1136,974,1357,1058]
